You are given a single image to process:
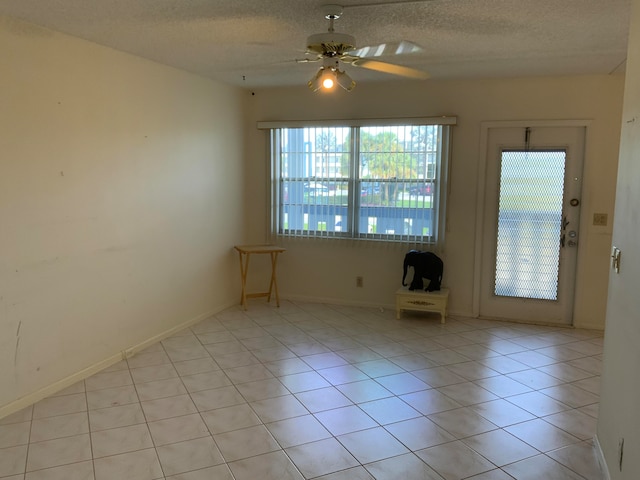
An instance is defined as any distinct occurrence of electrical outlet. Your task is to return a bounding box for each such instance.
[593,213,608,226]
[356,276,363,288]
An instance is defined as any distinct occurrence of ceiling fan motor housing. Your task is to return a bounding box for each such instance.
[307,32,356,57]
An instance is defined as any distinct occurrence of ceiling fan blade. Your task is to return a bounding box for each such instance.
[352,59,429,79]
[296,57,322,64]
[351,40,422,58]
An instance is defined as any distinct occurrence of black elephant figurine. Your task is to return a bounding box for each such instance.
[402,250,443,292]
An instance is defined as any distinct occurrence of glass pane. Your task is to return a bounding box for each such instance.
[494,150,566,300]
[357,125,438,239]
[276,124,445,242]
[279,127,350,235]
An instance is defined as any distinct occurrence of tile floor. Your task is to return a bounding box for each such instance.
[0,301,606,479]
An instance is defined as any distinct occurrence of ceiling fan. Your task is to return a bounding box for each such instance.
[300,4,429,92]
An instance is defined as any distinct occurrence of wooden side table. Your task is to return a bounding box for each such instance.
[234,245,286,310]
[396,287,450,323]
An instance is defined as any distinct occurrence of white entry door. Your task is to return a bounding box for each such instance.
[479,125,585,325]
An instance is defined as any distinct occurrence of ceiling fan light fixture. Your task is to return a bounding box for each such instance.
[308,67,336,91]
[322,77,335,89]
[321,69,336,89]
[308,67,355,92]
[336,69,355,91]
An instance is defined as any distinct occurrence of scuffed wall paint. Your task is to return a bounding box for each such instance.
[0,17,246,411]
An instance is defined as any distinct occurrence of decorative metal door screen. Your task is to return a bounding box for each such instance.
[494,150,566,300]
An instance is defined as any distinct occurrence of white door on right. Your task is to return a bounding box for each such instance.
[479,126,585,325]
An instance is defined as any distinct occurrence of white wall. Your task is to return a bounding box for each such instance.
[245,75,624,328]
[597,0,640,477]
[0,17,246,415]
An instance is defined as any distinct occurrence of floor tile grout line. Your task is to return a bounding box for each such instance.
[192,315,313,477]
[9,301,604,480]
[169,316,310,474]
[125,346,167,480]
[214,319,529,476]
[190,312,406,476]
[84,383,98,480]
[22,399,34,477]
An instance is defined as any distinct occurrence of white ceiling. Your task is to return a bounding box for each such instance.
[0,0,631,89]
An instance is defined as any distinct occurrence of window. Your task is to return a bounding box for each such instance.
[261,118,455,245]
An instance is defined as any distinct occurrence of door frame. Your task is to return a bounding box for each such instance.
[472,119,592,322]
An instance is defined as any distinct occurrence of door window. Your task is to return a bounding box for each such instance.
[495,150,566,300]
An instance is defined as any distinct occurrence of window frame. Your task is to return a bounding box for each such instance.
[259,117,456,247]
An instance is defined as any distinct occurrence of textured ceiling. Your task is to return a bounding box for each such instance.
[0,0,631,89]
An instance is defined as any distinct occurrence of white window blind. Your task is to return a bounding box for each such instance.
[262,117,455,245]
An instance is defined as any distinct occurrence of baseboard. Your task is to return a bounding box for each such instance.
[594,435,611,480]
[573,321,605,331]
[0,352,124,421]
[477,314,580,329]
[0,300,237,421]
[282,294,467,319]
[283,293,395,312]
[119,299,236,360]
